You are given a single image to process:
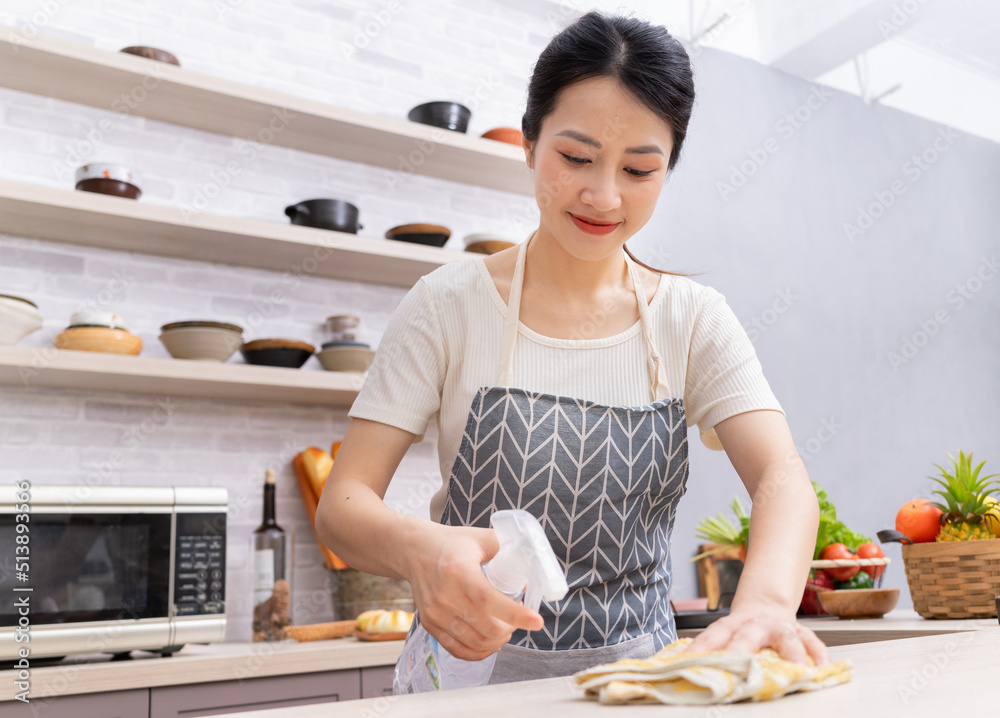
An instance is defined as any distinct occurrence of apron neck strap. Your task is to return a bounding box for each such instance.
[497,233,670,402]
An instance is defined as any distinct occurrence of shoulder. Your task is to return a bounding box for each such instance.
[650,271,725,318]
[400,257,494,327]
[418,256,485,293]
[409,257,488,306]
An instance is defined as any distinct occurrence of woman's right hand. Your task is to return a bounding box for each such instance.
[403,522,545,661]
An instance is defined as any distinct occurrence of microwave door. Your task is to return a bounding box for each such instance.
[0,513,172,628]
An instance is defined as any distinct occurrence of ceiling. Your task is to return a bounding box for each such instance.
[900,0,1000,80]
[539,0,1000,144]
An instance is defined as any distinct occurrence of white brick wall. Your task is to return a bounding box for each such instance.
[0,0,551,641]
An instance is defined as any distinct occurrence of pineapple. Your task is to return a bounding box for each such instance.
[930,451,1000,541]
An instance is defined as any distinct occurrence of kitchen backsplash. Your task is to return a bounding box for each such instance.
[0,0,559,638]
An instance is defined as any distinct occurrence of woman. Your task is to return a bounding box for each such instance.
[316,11,828,685]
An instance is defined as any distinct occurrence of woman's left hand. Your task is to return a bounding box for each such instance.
[684,605,830,666]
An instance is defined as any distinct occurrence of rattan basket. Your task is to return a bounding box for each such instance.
[901,538,1000,619]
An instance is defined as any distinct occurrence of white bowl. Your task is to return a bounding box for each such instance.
[317,346,375,373]
[159,326,244,362]
[68,309,127,329]
[0,295,44,345]
[74,162,142,188]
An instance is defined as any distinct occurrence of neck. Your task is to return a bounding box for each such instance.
[526,221,629,302]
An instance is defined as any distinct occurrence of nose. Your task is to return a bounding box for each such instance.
[579,167,622,213]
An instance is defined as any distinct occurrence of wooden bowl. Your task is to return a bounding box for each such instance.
[55,327,142,355]
[481,127,523,145]
[119,45,180,66]
[817,588,899,618]
[385,223,450,247]
[465,240,515,255]
[241,339,314,368]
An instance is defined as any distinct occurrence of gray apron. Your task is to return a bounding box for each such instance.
[423,236,689,684]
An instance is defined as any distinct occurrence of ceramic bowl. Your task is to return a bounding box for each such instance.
[407,102,471,133]
[75,163,142,200]
[55,327,143,355]
[385,223,451,248]
[285,199,362,234]
[68,309,128,330]
[159,321,244,362]
[241,339,315,369]
[326,315,360,343]
[0,295,44,345]
[317,344,375,373]
[817,588,899,619]
[119,45,180,66]
[481,127,523,145]
[463,232,517,255]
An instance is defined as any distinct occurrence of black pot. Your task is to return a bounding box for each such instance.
[285,199,362,233]
[407,102,472,133]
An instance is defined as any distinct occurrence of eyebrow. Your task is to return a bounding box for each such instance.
[555,129,664,156]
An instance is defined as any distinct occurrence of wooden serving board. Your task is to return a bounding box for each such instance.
[352,629,408,642]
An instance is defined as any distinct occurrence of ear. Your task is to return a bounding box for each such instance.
[522,135,534,170]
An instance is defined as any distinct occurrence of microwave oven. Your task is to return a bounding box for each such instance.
[1,483,227,661]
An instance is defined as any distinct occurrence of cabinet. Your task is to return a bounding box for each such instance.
[0,689,148,718]
[0,667,392,718]
[360,666,396,699]
[148,670,361,717]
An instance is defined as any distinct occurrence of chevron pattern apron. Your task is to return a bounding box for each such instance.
[426,236,689,683]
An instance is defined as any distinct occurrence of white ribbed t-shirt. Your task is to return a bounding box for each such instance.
[349,256,783,523]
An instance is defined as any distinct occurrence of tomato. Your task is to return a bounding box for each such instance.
[820,543,860,581]
[895,498,943,543]
[799,570,835,616]
[857,542,885,580]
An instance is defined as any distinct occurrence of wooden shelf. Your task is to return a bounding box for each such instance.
[0,345,364,406]
[0,179,466,287]
[0,26,533,195]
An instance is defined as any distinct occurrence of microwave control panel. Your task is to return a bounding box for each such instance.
[173,512,226,616]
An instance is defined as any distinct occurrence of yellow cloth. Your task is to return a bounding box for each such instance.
[573,638,853,706]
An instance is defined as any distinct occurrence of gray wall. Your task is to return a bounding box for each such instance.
[635,47,1000,607]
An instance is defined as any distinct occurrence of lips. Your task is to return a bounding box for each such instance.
[569,213,621,235]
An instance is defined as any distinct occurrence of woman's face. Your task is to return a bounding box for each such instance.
[524,75,675,262]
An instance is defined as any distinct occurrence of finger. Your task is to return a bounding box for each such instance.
[768,624,809,666]
[476,586,544,632]
[420,614,506,662]
[685,619,737,652]
[796,625,831,666]
[719,620,772,655]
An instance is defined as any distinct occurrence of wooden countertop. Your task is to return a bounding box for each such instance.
[212,628,1000,717]
[0,636,403,702]
[2,611,993,703]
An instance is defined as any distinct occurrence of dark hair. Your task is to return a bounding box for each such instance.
[522,12,696,275]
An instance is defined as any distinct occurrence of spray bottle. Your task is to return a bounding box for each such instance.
[393,509,569,694]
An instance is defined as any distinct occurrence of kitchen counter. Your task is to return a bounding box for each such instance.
[0,636,403,702]
[2,610,993,703]
[203,628,1000,717]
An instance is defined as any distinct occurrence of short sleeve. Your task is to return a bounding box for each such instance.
[684,288,783,450]
[348,277,446,438]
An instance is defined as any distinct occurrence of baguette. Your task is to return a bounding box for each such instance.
[300,446,333,498]
[292,452,349,570]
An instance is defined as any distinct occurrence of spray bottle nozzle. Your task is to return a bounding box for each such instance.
[483,509,569,614]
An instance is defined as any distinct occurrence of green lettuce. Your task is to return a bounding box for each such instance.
[812,481,872,559]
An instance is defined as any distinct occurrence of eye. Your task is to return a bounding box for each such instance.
[558,152,589,165]
[626,168,655,178]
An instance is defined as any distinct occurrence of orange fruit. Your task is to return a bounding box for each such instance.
[895,498,943,543]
